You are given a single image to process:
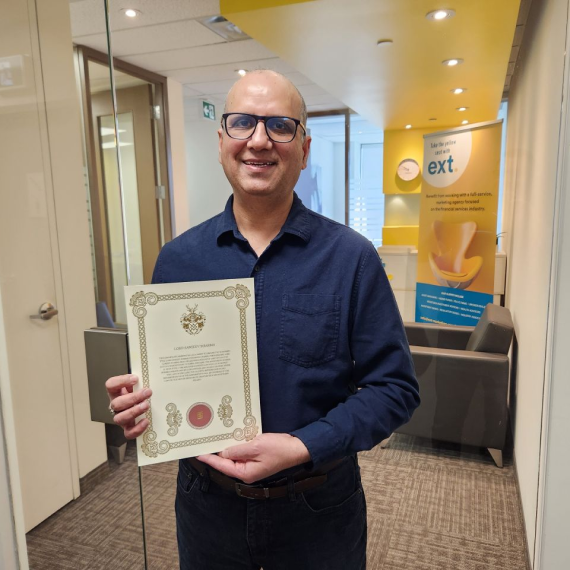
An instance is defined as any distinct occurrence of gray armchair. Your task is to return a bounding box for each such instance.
[395,304,514,467]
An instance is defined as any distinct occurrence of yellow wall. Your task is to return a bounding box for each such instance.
[382,226,420,246]
[383,127,443,194]
[383,126,448,246]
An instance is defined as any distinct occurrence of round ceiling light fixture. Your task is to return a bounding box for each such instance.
[452,87,466,94]
[442,58,464,67]
[236,69,248,76]
[405,124,412,129]
[426,9,456,21]
[457,107,469,111]
[462,120,469,125]
[123,8,140,18]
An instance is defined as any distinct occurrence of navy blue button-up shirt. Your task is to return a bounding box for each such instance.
[152,193,419,468]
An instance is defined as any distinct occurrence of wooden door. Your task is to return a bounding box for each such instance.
[89,82,168,323]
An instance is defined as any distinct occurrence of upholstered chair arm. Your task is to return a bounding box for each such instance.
[404,322,475,350]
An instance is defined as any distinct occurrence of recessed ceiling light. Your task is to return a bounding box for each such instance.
[426,9,456,21]
[405,124,412,129]
[442,58,464,66]
[462,120,469,124]
[452,88,466,94]
[376,39,394,46]
[457,107,468,111]
[236,69,247,76]
[123,8,139,18]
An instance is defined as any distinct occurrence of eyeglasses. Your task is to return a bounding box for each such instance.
[221,113,306,143]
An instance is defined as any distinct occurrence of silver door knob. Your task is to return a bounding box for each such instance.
[30,302,58,321]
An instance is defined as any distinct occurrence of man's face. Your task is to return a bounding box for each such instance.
[218,73,311,202]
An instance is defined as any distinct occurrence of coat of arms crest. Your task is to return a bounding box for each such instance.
[180,304,206,335]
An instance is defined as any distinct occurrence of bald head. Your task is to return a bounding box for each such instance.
[224,70,307,127]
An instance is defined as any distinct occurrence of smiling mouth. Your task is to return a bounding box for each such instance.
[243,160,276,167]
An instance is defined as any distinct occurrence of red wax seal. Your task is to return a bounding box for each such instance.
[187,403,213,429]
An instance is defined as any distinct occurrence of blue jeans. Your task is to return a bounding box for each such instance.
[175,456,367,569]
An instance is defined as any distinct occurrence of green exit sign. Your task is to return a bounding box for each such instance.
[202,101,215,121]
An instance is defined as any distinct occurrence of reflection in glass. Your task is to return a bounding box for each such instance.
[99,112,144,324]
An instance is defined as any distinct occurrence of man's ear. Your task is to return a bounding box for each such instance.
[218,128,223,164]
[301,135,312,170]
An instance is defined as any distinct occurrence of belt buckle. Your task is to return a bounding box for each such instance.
[235,483,270,499]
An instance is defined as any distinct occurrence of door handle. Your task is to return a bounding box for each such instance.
[30,302,59,321]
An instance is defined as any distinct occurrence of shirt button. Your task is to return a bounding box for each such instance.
[254,265,260,272]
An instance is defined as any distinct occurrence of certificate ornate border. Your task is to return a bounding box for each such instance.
[129,284,258,458]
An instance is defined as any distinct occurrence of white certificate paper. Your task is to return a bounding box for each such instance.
[124,279,262,466]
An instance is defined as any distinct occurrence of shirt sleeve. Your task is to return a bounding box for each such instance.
[290,243,420,468]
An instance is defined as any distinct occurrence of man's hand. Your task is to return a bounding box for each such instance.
[197,433,311,484]
[105,374,152,439]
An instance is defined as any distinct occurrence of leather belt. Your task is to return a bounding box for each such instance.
[187,457,345,500]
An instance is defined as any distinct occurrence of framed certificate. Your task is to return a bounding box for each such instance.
[124,279,262,466]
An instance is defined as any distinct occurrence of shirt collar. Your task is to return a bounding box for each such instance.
[215,192,311,244]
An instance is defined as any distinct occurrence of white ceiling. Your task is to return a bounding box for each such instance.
[69,0,346,112]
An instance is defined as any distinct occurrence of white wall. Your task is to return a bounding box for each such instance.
[538,114,570,569]
[167,78,190,236]
[184,97,232,227]
[536,2,570,565]
[502,0,568,562]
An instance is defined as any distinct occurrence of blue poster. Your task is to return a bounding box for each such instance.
[415,282,493,326]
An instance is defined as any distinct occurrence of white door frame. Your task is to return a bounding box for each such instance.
[534,1,570,566]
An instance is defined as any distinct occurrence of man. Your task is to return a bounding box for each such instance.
[106,70,419,569]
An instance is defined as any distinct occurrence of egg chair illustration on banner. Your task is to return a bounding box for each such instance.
[428,220,483,289]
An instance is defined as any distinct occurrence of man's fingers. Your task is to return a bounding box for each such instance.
[114,398,150,427]
[197,454,243,478]
[219,442,258,461]
[112,388,152,414]
[124,419,149,440]
[197,454,266,484]
[106,374,138,398]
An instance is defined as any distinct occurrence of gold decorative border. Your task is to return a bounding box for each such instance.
[129,285,259,458]
[166,403,182,436]
[218,395,234,427]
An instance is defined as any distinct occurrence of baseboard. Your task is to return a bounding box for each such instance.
[79,460,110,496]
[512,451,533,570]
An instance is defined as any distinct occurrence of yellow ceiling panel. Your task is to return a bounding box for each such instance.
[221,0,315,13]
[222,0,520,129]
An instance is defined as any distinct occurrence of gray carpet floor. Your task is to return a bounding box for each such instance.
[26,434,530,569]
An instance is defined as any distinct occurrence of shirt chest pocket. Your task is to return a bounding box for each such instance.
[279,293,341,368]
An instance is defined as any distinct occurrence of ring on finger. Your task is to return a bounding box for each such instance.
[109,404,119,416]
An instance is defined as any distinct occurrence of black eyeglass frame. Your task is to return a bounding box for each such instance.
[221,112,307,143]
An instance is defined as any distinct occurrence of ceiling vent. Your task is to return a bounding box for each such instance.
[198,16,250,41]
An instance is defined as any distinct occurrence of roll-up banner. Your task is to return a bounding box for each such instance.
[415,120,502,326]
